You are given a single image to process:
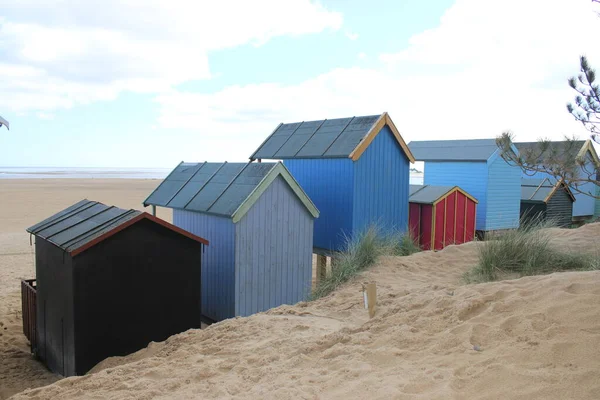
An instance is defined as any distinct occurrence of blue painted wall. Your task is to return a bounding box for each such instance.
[595,186,600,219]
[573,160,596,217]
[485,152,521,230]
[173,210,235,322]
[353,126,410,234]
[285,158,354,251]
[234,176,313,317]
[424,161,489,230]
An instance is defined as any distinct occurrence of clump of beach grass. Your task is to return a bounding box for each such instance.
[311,226,421,299]
[464,215,599,284]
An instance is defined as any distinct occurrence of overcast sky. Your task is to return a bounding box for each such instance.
[1,0,599,167]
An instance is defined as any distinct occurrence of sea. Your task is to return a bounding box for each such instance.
[0,167,171,180]
[0,166,425,184]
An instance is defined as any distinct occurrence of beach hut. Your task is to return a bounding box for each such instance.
[26,200,208,376]
[515,140,599,221]
[408,185,477,250]
[408,139,521,234]
[249,112,415,252]
[520,179,575,227]
[143,161,319,323]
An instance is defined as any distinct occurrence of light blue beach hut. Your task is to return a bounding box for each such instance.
[408,139,521,233]
[144,161,319,322]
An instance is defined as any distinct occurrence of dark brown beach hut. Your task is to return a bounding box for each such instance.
[25,199,208,376]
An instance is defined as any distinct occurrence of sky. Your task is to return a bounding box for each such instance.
[0,0,599,168]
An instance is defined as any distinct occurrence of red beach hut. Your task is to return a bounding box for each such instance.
[409,185,477,251]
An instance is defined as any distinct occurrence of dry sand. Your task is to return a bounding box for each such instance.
[0,179,166,399]
[2,179,600,399]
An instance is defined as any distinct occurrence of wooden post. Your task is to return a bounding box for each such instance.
[363,282,377,318]
[316,255,327,282]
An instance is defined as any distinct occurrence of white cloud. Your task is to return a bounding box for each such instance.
[358,52,367,59]
[0,0,342,112]
[154,0,600,163]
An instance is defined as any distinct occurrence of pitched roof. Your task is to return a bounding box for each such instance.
[521,178,576,203]
[409,184,478,204]
[144,161,319,222]
[249,112,415,162]
[408,139,500,162]
[27,199,208,256]
[515,139,599,166]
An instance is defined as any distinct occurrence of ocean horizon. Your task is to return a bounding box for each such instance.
[0,166,171,180]
[0,166,425,184]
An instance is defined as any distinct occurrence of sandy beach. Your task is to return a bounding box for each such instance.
[1,179,600,399]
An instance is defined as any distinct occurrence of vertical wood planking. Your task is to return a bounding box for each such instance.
[235,176,314,317]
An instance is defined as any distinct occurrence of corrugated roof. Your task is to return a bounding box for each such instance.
[409,184,456,204]
[408,139,499,161]
[144,161,319,221]
[26,200,209,255]
[521,178,576,203]
[249,112,415,162]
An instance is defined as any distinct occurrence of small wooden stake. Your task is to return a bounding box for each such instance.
[363,282,377,318]
[316,255,327,282]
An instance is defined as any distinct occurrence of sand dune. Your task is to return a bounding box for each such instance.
[5,208,599,399]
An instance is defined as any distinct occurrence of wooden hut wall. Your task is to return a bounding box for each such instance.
[173,210,235,323]
[35,238,76,376]
[546,186,574,227]
[485,152,521,230]
[285,158,354,252]
[72,220,202,375]
[352,125,410,236]
[234,176,314,317]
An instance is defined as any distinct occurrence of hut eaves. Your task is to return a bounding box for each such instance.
[26,199,208,256]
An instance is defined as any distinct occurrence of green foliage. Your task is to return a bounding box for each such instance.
[464,217,599,284]
[311,226,421,299]
[567,56,600,142]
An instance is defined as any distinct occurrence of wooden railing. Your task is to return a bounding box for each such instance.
[21,279,37,351]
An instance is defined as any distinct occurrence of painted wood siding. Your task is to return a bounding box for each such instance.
[485,154,521,230]
[424,161,488,230]
[546,188,574,227]
[285,158,353,251]
[173,210,235,322]
[573,160,596,217]
[594,186,600,219]
[353,126,410,234]
[234,176,313,317]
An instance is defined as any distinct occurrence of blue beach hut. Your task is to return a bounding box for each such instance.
[250,112,415,252]
[144,161,319,322]
[408,139,521,233]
